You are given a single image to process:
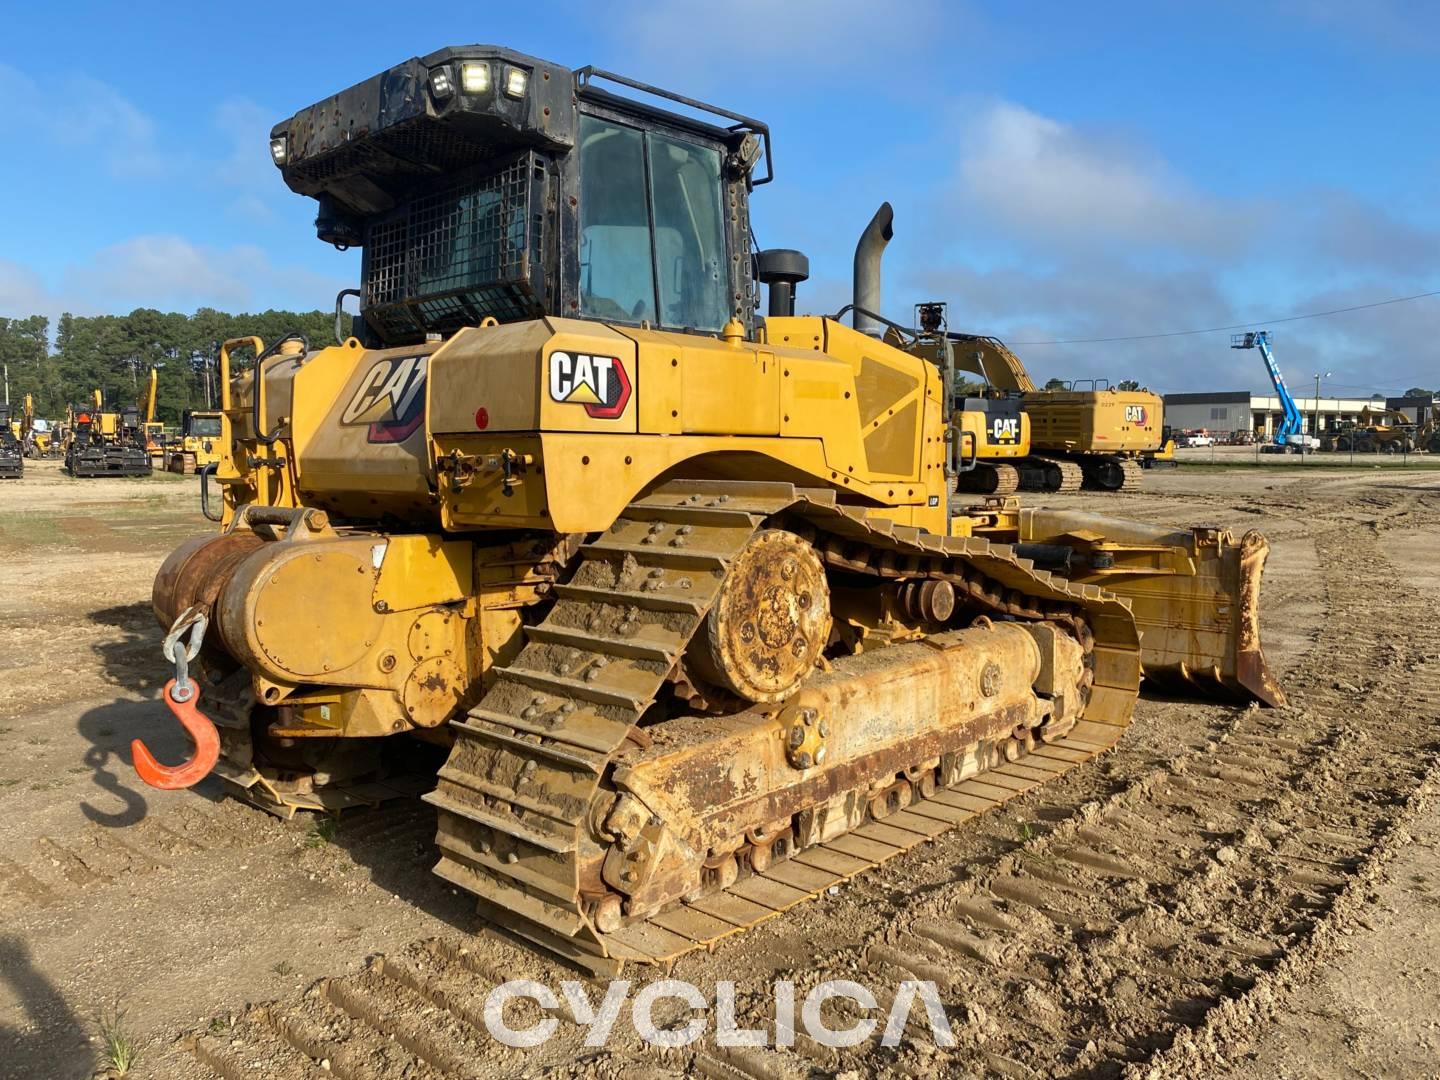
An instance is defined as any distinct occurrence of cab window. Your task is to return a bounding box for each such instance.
[578,115,728,332]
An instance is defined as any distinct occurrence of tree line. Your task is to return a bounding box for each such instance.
[0,308,340,423]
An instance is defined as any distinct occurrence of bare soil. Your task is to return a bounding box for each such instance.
[0,458,1436,1079]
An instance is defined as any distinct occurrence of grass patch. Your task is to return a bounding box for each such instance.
[303,816,338,849]
[95,999,139,1076]
[271,959,295,978]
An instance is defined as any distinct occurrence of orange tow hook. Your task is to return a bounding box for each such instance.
[131,679,221,790]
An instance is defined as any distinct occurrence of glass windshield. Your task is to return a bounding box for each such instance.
[189,416,221,437]
[579,118,655,323]
[578,115,728,332]
[648,133,726,331]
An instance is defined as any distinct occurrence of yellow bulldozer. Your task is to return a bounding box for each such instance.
[133,47,1281,973]
[165,407,224,473]
[63,390,152,477]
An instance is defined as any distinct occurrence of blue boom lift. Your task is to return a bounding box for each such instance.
[1231,330,1314,452]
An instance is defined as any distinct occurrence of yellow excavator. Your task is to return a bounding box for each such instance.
[20,394,55,457]
[140,367,169,469]
[132,46,1281,973]
[947,336,1165,492]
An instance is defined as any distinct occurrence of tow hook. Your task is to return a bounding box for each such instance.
[132,608,221,790]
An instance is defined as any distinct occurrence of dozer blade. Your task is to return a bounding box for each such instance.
[1015,508,1285,707]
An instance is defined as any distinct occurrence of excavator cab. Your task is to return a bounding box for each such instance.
[274,48,766,346]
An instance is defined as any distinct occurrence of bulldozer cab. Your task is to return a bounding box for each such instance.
[182,410,222,438]
[273,48,767,348]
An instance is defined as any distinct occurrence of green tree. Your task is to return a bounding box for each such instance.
[32,307,337,423]
[1043,377,1068,390]
[0,315,52,407]
[1402,386,1433,399]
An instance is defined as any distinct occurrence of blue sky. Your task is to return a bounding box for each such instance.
[1,0,1437,393]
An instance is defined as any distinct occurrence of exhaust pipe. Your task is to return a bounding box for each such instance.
[853,202,894,336]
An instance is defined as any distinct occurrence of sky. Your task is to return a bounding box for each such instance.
[1,0,1437,395]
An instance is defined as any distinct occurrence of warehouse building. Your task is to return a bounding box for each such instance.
[1161,391,1424,438]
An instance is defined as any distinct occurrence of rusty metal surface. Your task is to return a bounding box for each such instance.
[1015,508,1285,707]
[152,531,267,628]
[426,480,1140,971]
[691,528,831,703]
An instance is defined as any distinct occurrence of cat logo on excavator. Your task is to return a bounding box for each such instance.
[549,351,631,419]
[1125,405,1149,425]
[990,417,1020,444]
[340,355,428,442]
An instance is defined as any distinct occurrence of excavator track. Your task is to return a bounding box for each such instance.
[1018,455,1084,494]
[427,480,1139,973]
[955,462,1020,496]
[1080,455,1145,492]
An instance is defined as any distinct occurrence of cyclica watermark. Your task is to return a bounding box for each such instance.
[482,978,956,1049]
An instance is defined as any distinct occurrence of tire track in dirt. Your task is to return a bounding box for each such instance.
[766,497,1440,1078]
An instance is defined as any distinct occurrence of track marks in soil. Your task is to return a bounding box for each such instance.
[168,481,1440,1079]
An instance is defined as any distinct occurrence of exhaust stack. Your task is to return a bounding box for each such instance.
[853,202,894,336]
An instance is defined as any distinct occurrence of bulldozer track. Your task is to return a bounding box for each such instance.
[427,480,1140,973]
[166,485,1440,1080]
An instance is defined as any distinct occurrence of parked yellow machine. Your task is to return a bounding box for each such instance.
[165,408,224,473]
[1331,406,1420,454]
[951,336,1165,491]
[134,46,1281,972]
[20,395,55,457]
[64,389,152,477]
[0,401,21,478]
[140,367,169,468]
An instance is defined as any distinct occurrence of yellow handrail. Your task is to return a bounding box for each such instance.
[218,337,265,414]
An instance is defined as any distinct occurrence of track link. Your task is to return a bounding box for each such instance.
[427,480,1139,971]
[1018,456,1084,494]
[955,462,1020,496]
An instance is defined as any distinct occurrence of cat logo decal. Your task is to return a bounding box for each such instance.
[340,355,428,443]
[548,351,631,419]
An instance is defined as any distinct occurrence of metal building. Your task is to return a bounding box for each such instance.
[1161,391,1411,439]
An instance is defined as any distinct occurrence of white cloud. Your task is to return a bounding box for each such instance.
[4,236,353,332]
[0,63,167,179]
[953,100,1254,256]
[0,259,52,317]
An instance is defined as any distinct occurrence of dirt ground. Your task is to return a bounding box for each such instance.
[0,457,1436,1079]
